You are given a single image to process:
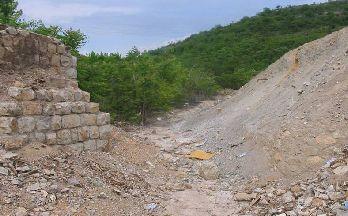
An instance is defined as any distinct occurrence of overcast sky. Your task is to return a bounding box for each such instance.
[18,0,327,54]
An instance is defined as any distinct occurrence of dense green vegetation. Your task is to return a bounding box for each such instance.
[2,0,348,123]
[77,49,218,123]
[151,1,348,89]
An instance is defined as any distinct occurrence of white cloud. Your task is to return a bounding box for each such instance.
[19,0,141,23]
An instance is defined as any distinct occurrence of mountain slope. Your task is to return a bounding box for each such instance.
[151,1,348,89]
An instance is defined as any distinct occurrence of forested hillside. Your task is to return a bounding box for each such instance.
[151,1,348,88]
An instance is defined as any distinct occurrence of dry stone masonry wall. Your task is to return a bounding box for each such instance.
[0,25,112,151]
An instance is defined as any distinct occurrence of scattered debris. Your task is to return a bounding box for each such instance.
[198,161,220,180]
[238,152,247,158]
[145,203,158,211]
[188,150,214,160]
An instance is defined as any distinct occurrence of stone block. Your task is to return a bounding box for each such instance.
[97,113,110,126]
[74,91,90,102]
[2,35,13,47]
[51,116,62,130]
[34,54,40,63]
[80,114,97,126]
[85,103,99,113]
[8,87,35,101]
[62,114,80,129]
[54,102,71,115]
[67,80,78,88]
[51,54,61,67]
[77,127,89,142]
[6,27,18,35]
[57,129,71,145]
[61,55,71,67]
[83,139,96,151]
[57,45,65,54]
[82,92,91,102]
[17,117,36,133]
[99,125,112,139]
[71,102,85,114]
[96,139,108,150]
[46,132,57,145]
[0,135,28,150]
[47,43,56,54]
[36,117,51,131]
[30,132,46,143]
[40,56,50,66]
[50,77,66,88]
[35,89,53,101]
[71,56,77,67]
[70,128,79,143]
[39,40,47,53]
[74,91,83,101]
[0,117,17,134]
[22,101,42,115]
[0,102,22,116]
[51,89,74,102]
[42,104,54,115]
[70,143,84,152]
[66,68,77,79]
[0,45,5,59]
[88,126,99,139]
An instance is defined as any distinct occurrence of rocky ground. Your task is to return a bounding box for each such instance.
[0,109,347,216]
[0,128,176,216]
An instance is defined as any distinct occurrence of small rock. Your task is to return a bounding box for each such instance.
[61,188,70,193]
[235,192,257,201]
[11,179,21,186]
[6,27,18,35]
[15,207,28,216]
[1,152,18,160]
[68,177,82,187]
[332,166,348,176]
[98,192,108,199]
[0,166,9,176]
[311,197,325,207]
[275,189,286,196]
[282,191,294,203]
[317,193,329,200]
[27,183,42,191]
[113,188,122,195]
[290,185,302,194]
[198,162,220,180]
[145,203,157,211]
[16,166,31,173]
[328,192,344,201]
[49,194,56,203]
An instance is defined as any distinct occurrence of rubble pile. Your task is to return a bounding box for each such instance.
[235,146,348,215]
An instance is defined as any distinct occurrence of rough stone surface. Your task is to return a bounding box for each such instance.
[0,26,112,151]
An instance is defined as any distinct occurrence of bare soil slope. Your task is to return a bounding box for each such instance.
[169,27,348,182]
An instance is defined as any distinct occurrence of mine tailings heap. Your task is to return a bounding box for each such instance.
[0,25,112,151]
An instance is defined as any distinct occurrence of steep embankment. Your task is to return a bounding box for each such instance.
[166,27,348,181]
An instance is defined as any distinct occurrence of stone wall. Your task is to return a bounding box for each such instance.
[0,26,112,151]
